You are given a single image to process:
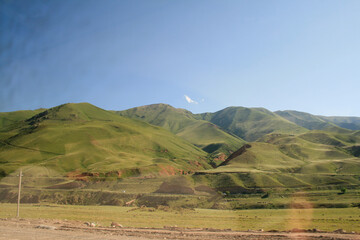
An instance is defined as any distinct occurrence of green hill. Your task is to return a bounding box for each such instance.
[115,104,246,157]
[197,107,307,141]
[195,129,360,192]
[318,116,360,130]
[0,103,210,178]
[275,110,344,131]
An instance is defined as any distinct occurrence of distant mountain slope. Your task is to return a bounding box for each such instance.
[318,116,360,130]
[275,110,343,131]
[197,107,307,141]
[0,103,210,177]
[275,110,357,135]
[116,104,246,157]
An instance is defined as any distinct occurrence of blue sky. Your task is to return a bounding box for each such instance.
[1,0,360,116]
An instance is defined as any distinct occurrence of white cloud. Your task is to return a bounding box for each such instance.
[184,95,198,104]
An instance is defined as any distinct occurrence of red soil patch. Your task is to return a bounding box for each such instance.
[214,153,227,162]
[158,165,179,176]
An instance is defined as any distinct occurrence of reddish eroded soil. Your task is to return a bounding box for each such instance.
[0,218,359,240]
[213,153,227,162]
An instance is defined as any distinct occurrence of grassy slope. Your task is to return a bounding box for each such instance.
[275,110,345,131]
[115,104,246,156]
[319,115,360,130]
[0,103,210,177]
[197,107,308,141]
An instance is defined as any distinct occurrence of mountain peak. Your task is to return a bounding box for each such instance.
[198,106,307,141]
[25,102,123,124]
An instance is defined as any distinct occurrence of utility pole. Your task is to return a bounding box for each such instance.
[16,169,22,218]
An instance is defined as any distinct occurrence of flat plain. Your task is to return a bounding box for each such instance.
[1,203,360,232]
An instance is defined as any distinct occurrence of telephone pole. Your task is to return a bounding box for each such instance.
[16,169,22,218]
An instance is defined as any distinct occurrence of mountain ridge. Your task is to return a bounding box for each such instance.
[115,104,246,159]
[1,102,360,192]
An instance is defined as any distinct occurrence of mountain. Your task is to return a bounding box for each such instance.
[197,107,308,141]
[275,110,358,134]
[115,104,246,158]
[1,102,360,193]
[275,110,343,131]
[275,110,360,131]
[0,103,210,178]
[318,116,360,130]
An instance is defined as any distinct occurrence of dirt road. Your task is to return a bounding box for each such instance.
[0,218,358,240]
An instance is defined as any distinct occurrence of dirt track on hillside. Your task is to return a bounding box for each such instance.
[0,218,359,240]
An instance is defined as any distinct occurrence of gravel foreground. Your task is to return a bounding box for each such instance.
[0,218,359,240]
